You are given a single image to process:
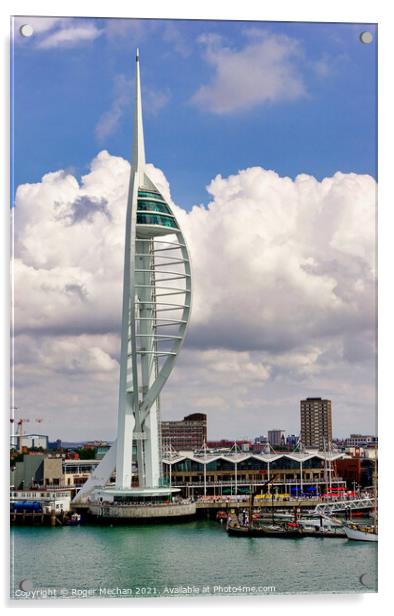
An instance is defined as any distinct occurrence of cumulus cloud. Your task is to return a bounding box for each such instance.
[12,151,376,438]
[191,31,307,113]
[178,167,376,354]
[66,196,111,225]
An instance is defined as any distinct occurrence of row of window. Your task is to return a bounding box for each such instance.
[166,473,324,482]
[137,213,178,229]
[138,190,164,200]
[137,199,172,214]
[165,457,327,472]
[10,491,66,498]
[63,466,97,473]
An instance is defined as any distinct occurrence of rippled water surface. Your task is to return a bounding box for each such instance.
[11,520,377,599]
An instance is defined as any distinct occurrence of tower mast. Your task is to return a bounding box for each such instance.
[74,51,192,502]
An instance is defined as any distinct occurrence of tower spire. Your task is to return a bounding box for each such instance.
[133,48,146,171]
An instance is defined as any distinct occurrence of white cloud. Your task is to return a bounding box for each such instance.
[37,23,103,49]
[175,167,375,355]
[192,31,307,113]
[12,152,376,439]
[14,17,65,35]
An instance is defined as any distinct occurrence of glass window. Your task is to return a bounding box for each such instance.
[137,199,172,214]
[138,190,164,200]
[171,459,203,472]
[237,458,268,471]
[137,213,178,229]
[270,457,300,470]
[206,459,234,471]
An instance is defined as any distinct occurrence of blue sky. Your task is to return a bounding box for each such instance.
[12,17,377,209]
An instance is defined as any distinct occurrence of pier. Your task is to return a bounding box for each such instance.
[194,496,373,518]
[10,509,68,527]
[68,494,373,523]
[313,497,374,515]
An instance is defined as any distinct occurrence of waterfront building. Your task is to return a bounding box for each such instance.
[335,456,375,489]
[161,413,207,453]
[12,449,350,501]
[10,489,71,513]
[11,455,115,491]
[10,454,63,490]
[74,51,192,511]
[162,451,347,499]
[62,459,114,488]
[300,398,333,450]
[268,429,286,448]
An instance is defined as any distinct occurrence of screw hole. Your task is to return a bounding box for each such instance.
[20,24,34,38]
[360,31,373,44]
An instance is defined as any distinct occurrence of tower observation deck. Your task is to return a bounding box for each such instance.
[74,51,192,512]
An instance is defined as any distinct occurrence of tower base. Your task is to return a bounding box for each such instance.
[87,486,196,522]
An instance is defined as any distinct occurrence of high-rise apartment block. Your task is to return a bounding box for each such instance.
[300,398,332,450]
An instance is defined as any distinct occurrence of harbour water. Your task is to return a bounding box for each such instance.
[10,520,377,599]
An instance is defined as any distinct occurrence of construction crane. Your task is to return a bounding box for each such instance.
[15,418,30,452]
[10,414,46,452]
[10,409,17,449]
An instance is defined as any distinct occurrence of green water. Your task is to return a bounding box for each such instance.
[10,520,377,599]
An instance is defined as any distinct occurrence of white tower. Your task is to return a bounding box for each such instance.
[74,50,191,502]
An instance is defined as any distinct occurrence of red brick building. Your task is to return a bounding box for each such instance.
[161,413,207,452]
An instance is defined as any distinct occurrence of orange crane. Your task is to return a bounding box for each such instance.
[11,416,46,451]
[16,418,30,452]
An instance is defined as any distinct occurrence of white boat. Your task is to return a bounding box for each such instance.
[343,523,378,542]
[299,517,345,536]
[299,516,342,529]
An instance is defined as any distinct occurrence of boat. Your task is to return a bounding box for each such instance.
[226,520,304,538]
[298,516,346,538]
[216,510,228,523]
[301,525,346,538]
[226,478,303,537]
[65,512,81,526]
[343,522,378,542]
